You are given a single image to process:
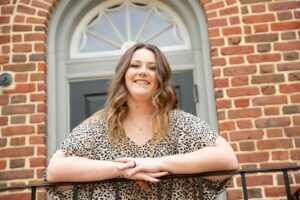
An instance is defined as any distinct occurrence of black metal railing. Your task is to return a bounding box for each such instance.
[0,166,299,200]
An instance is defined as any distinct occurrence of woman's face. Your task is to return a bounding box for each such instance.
[125,48,158,102]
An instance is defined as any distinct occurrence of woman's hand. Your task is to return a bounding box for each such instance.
[114,157,168,178]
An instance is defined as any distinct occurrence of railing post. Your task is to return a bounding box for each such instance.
[197,177,204,200]
[282,169,292,200]
[241,171,248,200]
[156,181,162,200]
[31,186,36,200]
[72,184,78,200]
[115,181,120,200]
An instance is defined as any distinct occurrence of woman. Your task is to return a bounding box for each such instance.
[46,43,239,199]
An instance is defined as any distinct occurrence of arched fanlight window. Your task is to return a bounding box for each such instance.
[70,0,190,58]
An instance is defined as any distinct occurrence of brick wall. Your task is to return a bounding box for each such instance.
[201,0,300,199]
[0,0,299,199]
[0,0,57,199]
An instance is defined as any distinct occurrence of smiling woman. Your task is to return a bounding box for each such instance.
[45,43,238,200]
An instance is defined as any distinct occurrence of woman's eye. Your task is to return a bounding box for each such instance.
[149,66,157,71]
[130,64,139,68]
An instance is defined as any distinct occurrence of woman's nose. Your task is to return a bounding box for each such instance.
[137,65,147,75]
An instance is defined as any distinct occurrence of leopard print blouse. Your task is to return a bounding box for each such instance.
[46,109,231,199]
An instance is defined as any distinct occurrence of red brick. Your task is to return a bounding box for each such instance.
[0,147,34,157]
[257,139,293,150]
[0,35,10,44]
[240,141,255,151]
[230,130,264,141]
[216,99,231,109]
[229,16,240,25]
[26,16,47,24]
[259,64,274,74]
[0,193,31,200]
[291,150,300,160]
[228,36,241,45]
[246,33,278,43]
[267,128,283,138]
[2,126,35,136]
[227,189,243,200]
[229,56,244,64]
[284,126,300,137]
[277,11,292,21]
[30,157,47,167]
[208,18,227,27]
[11,95,26,103]
[274,41,300,51]
[17,5,36,15]
[10,158,25,168]
[0,116,8,126]
[0,169,34,180]
[291,94,300,103]
[265,186,286,197]
[214,78,229,88]
[243,13,275,24]
[288,72,300,81]
[24,33,45,42]
[30,73,46,81]
[208,28,219,37]
[251,4,266,13]
[210,38,224,46]
[231,76,249,87]
[37,103,47,113]
[3,83,36,94]
[271,21,300,31]
[255,117,291,128]
[30,114,46,123]
[281,32,296,40]
[254,24,269,33]
[0,160,6,170]
[15,74,28,82]
[12,25,32,32]
[237,120,253,129]
[252,95,287,106]
[264,107,280,116]
[247,53,281,63]
[272,151,289,160]
[279,83,300,93]
[227,87,259,97]
[2,104,35,115]
[222,27,242,35]
[261,85,276,95]
[269,1,300,11]
[12,54,26,62]
[0,55,9,64]
[32,0,52,10]
[11,116,26,124]
[283,105,300,114]
[205,1,224,10]
[237,152,269,163]
[219,6,238,16]
[0,95,9,105]
[219,121,235,131]
[10,137,26,146]
[35,43,46,52]
[212,58,226,66]
[224,65,256,76]
[234,98,249,107]
[237,175,273,186]
[12,44,32,52]
[221,45,253,55]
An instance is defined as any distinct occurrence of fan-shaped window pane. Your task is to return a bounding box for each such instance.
[70,0,190,58]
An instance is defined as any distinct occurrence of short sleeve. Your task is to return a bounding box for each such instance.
[59,121,96,158]
[170,110,232,200]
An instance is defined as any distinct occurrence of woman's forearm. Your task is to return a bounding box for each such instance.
[158,137,239,174]
[46,151,123,182]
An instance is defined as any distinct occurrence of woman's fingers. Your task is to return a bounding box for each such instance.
[135,180,150,191]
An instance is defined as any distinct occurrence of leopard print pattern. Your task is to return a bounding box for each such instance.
[45,109,231,199]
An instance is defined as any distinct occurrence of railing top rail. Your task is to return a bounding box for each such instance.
[1,166,299,192]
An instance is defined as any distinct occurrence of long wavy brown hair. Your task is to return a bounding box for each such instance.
[95,43,178,146]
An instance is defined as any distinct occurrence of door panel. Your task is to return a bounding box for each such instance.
[70,71,196,130]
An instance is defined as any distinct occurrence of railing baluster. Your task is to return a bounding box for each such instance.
[31,186,36,200]
[282,169,292,200]
[241,171,248,200]
[156,181,161,200]
[197,177,204,200]
[115,181,120,200]
[72,184,78,200]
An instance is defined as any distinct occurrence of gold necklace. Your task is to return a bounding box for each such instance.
[127,115,151,132]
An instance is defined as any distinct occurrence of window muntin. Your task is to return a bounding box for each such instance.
[70,0,190,58]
